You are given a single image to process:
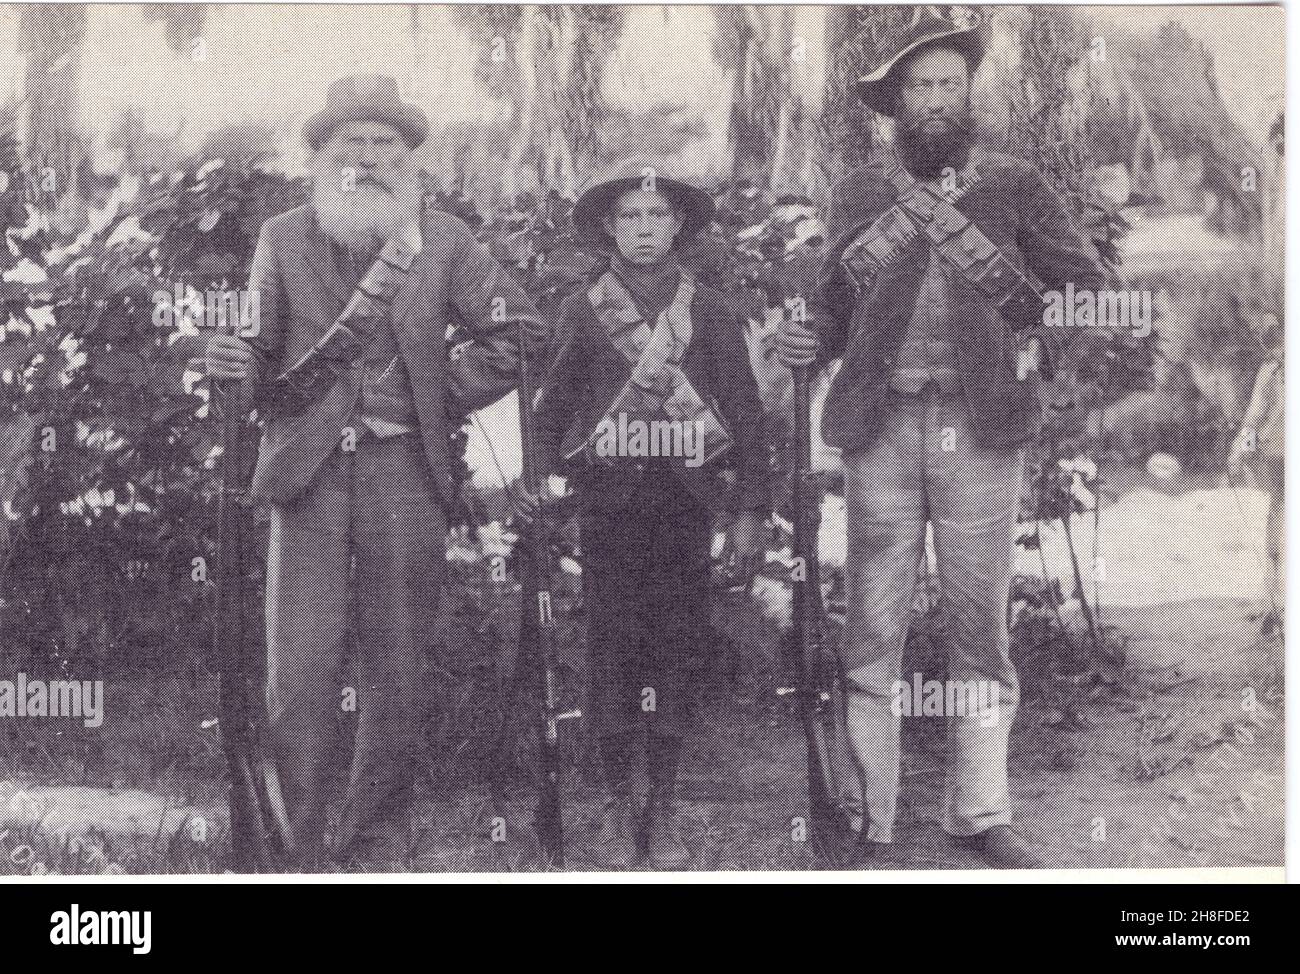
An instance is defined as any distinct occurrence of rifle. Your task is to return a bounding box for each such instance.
[513,317,572,869]
[788,364,854,867]
[211,335,293,870]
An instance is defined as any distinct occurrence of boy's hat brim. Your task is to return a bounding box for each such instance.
[572,157,714,251]
[855,16,985,118]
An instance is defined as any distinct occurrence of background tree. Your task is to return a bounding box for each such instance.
[459,5,622,200]
[140,3,209,55]
[817,4,916,197]
[18,2,88,222]
[713,6,824,195]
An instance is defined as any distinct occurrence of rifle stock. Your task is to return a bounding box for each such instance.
[789,364,853,867]
[213,366,292,870]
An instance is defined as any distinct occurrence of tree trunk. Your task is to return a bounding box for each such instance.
[19,3,88,218]
[818,6,916,196]
[503,6,539,202]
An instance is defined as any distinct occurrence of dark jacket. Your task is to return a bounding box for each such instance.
[534,272,771,515]
[811,149,1107,454]
[208,204,546,507]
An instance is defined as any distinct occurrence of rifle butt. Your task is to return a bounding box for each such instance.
[534,777,565,869]
[789,364,855,867]
[258,754,295,858]
[227,751,270,871]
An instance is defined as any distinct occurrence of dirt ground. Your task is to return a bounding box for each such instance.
[1,599,1283,875]
[376,597,1282,875]
[1,478,1285,875]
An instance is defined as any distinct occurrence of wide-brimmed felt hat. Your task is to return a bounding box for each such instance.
[304,74,430,151]
[572,156,715,252]
[855,14,985,118]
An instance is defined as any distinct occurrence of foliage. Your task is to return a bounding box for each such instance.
[0,146,305,671]
[1000,7,1143,669]
[712,7,823,190]
[455,5,622,199]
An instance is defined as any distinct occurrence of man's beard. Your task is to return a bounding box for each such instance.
[893,105,975,180]
[310,156,422,253]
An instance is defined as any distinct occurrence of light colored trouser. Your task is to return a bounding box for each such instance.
[840,386,1022,841]
[1257,455,1284,607]
[265,431,445,855]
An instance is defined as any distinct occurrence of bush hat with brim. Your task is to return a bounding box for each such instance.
[304,74,430,151]
[855,15,985,118]
[572,157,715,252]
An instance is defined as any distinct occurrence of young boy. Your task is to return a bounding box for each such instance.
[532,158,770,868]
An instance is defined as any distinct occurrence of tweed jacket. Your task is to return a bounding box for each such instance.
[221,204,546,507]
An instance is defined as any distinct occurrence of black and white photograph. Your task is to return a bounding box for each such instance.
[0,2,1286,880]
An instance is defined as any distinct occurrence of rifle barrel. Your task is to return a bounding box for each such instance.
[213,371,268,869]
[515,316,566,868]
[789,363,849,866]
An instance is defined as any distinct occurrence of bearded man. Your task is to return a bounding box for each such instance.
[777,16,1106,868]
[197,75,546,865]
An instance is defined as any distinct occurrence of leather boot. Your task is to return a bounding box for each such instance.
[591,789,638,869]
[642,788,690,870]
[958,824,1046,869]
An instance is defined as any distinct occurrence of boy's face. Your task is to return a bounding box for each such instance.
[605,188,683,266]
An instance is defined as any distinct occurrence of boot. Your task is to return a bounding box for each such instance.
[957,824,1046,869]
[591,788,639,869]
[642,788,690,870]
[848,833,887,868]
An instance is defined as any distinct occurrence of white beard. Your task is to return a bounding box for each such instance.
[311,167,421,253]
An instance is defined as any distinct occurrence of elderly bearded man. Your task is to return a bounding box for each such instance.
[777,16,1106,868]
[195,75,546,865]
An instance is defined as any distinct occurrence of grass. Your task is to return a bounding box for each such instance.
[0,542,1285,874]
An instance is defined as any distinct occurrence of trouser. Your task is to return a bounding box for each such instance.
[1257,455,1284,612]
[265,431,445,854]
[840,385,1022,841]
[579,472,712,792]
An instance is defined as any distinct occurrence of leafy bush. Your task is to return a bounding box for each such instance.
[1,146,304,672]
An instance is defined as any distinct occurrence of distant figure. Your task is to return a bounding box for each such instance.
[1229,322,1284,632]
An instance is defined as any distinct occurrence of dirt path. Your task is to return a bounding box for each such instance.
[1003,600,1283,872]
[376,600,1282,874]
[388,483,1286,872]
[6,599,1281,874]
